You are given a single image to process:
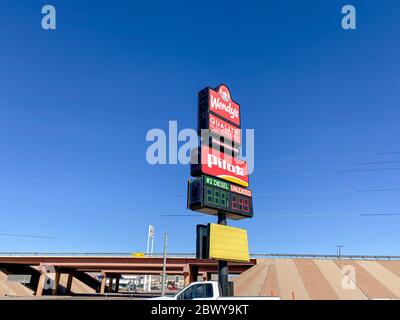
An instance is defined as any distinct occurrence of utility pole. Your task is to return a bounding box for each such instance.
[335,245,344,259]
[145,225,155,291]
[161,232,168,296]
[218,212,229,296]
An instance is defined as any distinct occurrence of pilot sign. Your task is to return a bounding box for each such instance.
[190,145,249,188]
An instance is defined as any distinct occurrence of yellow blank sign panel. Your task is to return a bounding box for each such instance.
[209,224,249,262]
[132,252,145,257]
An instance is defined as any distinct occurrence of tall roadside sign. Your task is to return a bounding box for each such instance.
[187,84,253,296]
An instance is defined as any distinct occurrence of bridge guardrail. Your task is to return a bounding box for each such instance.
[0,252,400,260]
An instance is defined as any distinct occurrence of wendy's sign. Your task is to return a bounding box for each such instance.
[198,84,241,127]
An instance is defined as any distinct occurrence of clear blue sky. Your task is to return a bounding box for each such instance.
[0,0,399,255]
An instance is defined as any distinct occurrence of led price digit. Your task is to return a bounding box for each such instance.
[243,198,250,213]
[231,194,238,211]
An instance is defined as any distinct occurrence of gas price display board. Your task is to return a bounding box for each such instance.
[188,175,253,220]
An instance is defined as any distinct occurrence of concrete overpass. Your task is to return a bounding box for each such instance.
[3,252,400,299]
[0,253,255,297]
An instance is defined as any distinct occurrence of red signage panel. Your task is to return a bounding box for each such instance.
[208,85,240,126]
[230,184,252,197]
[208,113,241,145]
[200,145,249,187]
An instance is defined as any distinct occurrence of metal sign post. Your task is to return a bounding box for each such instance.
[161,232,168,296]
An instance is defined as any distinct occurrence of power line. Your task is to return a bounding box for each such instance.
[256,190,353,196]
[376,151,400,155]
[175,187,400,198]
[256,163,353,170]
[257,167,400,177]
[160,213,400,218]
[360,213,400,216]
[257,151,400,163]
[339,167,400,173]
[255,187,400,196]
[356,160,400,165]
[160,214,204,217]
[258,160,400,171]
[0,232,54,239]
[357,188,400,192]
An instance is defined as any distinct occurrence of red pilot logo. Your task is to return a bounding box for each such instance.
[208,153,244,176]
[201,146,249,187]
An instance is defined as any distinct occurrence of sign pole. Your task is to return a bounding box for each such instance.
[146,225,155,292]
[161,232,168,296]
[217,212,229,296]
[144,228,150,291]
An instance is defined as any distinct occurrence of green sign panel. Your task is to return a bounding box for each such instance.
[204,175,253,217]
[204,175,230,191]
[188,177,254,220]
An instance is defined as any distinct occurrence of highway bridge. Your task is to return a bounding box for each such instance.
[2,253,400,299]
[0,253,255,297]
